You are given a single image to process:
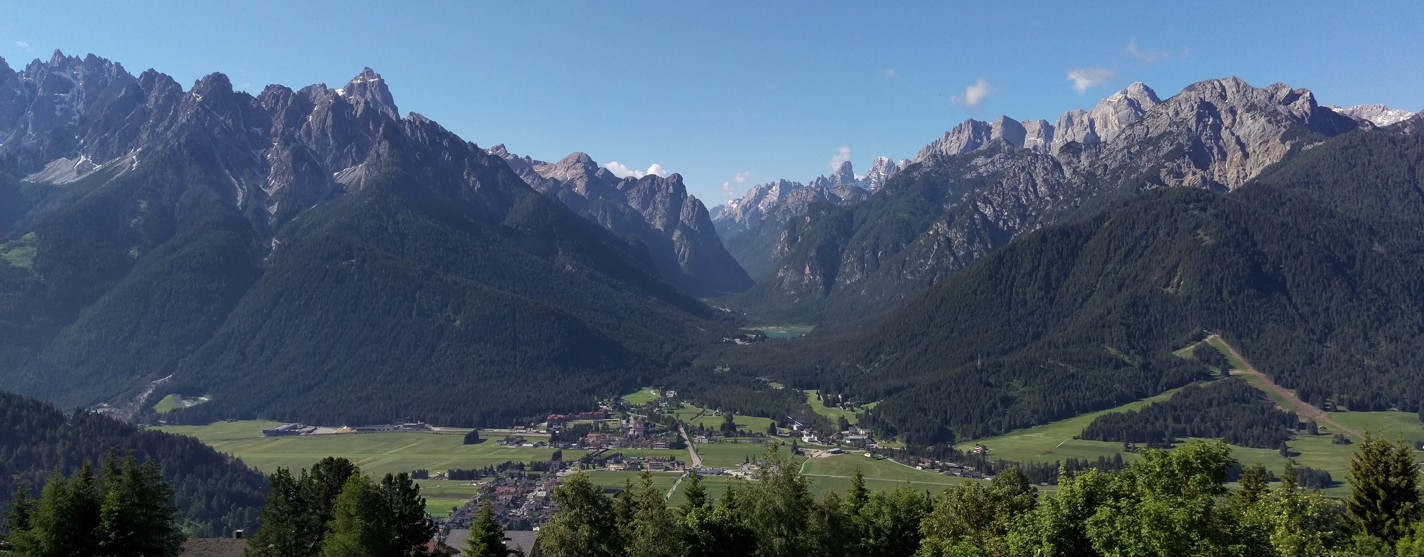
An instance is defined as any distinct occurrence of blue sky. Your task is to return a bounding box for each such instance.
[3,1,1421,205]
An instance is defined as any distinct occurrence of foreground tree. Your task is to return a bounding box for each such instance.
[464,501,506,557]
[98,456,184,556]
[1346,433,1421,544]
[378,472,436,556]
[918,467,1037,556]
[7,458,184,557]
[540,472,621,557]
[629,471,684,557]
[247,468,308,557]
[321,475,394,557]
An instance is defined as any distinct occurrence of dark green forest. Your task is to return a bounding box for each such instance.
[0,391,267,537]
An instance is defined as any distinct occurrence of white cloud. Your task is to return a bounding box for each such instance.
[953,79,991,107]
[721,181,737,200]
[882,68,900,80]
[1067,68,1115,94]
[16,41,33,52]
[1125,40,1160,64]
[605,161,670,179]
[828,146,852,172]
[733,171,752,184]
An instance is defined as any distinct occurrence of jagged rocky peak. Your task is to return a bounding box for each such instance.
[340,67,398,119]
[1329,104,1419,127]
[1052,82,1159,153]
[864,156,900,191]
[541,151,601,182]
[831,160,856,185]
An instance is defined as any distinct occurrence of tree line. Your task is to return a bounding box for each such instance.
[2,454,185,556]
[533,437,1424,556]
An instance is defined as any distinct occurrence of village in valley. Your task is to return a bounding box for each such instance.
[156,386,993,553]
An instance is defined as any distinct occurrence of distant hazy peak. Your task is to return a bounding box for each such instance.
[1328,104,1419,127]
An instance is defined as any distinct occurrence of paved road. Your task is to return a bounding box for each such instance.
[680,426,703,468]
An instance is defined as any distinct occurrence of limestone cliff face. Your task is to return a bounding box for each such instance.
[754,77,1364,320]
[493,148,752,296]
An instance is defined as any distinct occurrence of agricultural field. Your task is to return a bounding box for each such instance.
[418,481,485,518]
[800,454,973,496]
[621,388,660,406]
[747,324,814,339]
[152,394,209,415]
[694,440,775,468]
[155,421,579,477]
[803,390,876,426]
[680,404,776,435]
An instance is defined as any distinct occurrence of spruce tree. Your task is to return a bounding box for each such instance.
[463,501,505,557]
[247,467,307,557]
[681,471,708,513]
[1346,433,1421,543]
[378,472,435,556]
[1234,463,1268,507]
[629,471,683,557]
[98,456,184,557]
[2,479,35,544]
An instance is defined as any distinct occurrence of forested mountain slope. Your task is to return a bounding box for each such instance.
[0,390,268,537]
[0,52,722,425]
[730,120,1424,444]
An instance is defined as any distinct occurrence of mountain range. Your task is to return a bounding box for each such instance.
[5,49,1423,445]
[0,51,729,424]
[725,77,1366,322]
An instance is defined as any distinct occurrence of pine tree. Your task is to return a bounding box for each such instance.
[98,456,184,557]
[321,475,394,557]
[615,477,638,542]
[1346,433,1421,543]
[463,501,505,557]
[12,466,102,556]
[378,472,436,556]
[247,467,308,557]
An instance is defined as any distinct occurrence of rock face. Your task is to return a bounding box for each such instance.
[709,158,901,279]
[1328,104,1419,127]
[493,148,752,296]
[752,77,1365,320]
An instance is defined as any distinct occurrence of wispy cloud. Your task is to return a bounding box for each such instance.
[953,79,991,107]
[882,68,900,80]
[828,147,852,172]
[1125,40,1160,64]
[15,40,33,52]
[733,171,752,184]
[1067,68,1115,94]
[721,171,753,200]
[605,161,670,179]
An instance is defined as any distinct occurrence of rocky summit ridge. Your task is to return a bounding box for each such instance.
[492,147,751,296]
[752,76,1366,320]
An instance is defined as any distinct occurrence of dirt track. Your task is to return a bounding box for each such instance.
[1208,335,1362,440]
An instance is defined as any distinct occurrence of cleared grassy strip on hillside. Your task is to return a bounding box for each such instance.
[1205,335,1361,439]
[955,386,1191,463]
